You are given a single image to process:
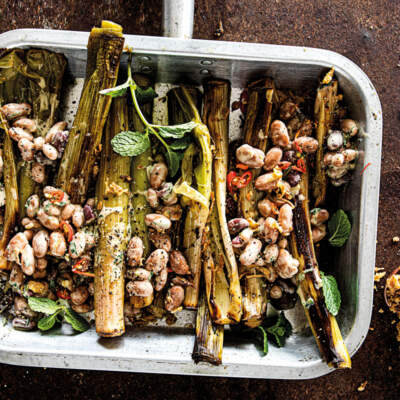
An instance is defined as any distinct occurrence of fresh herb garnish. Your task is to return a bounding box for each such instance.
[328,209,351,247]
[320,271,341,316]
[99,55,196,177]
[28,297,90,333]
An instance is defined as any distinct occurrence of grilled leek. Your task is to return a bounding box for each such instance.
[291,168,351,368]
[313,69,339,207]
[239,78,277,327]
[57,21,124,203]
[94,97,131,337]
[203,79,242,323]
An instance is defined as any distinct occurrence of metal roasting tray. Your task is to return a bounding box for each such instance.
[0,2,382,379]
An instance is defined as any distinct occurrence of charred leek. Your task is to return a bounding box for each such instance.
[57,21,124,203]
[203,80,242,323]
[291,168,351,368]
[94,97,131,337]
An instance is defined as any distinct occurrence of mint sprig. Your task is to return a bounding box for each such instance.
[28,297,90,333]
[99,55,196,177]
[320,271,341,316]
[328,209,351,247]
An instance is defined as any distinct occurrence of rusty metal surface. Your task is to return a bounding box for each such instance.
[0,0,399,398]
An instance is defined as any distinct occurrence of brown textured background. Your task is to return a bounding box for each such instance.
[0,0,399,399]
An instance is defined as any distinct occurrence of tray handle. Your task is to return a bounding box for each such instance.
[162,0,195,39]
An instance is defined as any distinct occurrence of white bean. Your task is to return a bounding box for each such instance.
[239,239,262,266]
[32,230,49,258]
[42,143,58,160]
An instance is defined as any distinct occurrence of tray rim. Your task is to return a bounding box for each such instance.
[0,28,382,380]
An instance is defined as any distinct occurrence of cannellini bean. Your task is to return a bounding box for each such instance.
[263,217,280,244]
[145,249,169,273]
[327,131,343,151]
[239,238,262,266]
[61,204,75,220]
[21,217,42,230]
[264,147,282,170]
[13,118,37,133]
[257,198,278,218]
[279,100,297,120]
[21,244,36,276]
[32,230,49,258]
[149,231,172,252]
[294,136,318,154]
[276,249,299,279]
[227,218,250,235]
[232,235,245,248]
[278,238,288,249]
[263,244,279,263]
[236,144,265,168]
[72,303,92,314]
[36,257,48,271]
[145,214,171,232]
[310,208,329,226]
[126,280,153,297]
[9,127,34,142]
[33,136,45,151]
[126,236,144,267]
[12,317,36,330]
[255,172,281,191]
[161,204,182,221]
[69,231,86,259]
[312,224,327,243]
[72,205,85,228]
[327,165,348,179]
[25,194,40,218]
[18,138,34,161]
[278,204,293,236]
[165,285,185,312]
[270,120,290,148]
[331,153,345,167]
[126,268,151,281]
[1,103,31,120]
[154,266,168,291]
[37,209,59,230]
[42,200,61,217]
[45,121,67,143]
[149,163,168,189]
[5,232,28,263]
[169,250,190,275]
[31,162,46,183]
[14,296,29,314]
[49,231,67,257]
[42,143,58,160]
[239,227,253,243]
[10,264,24,287]
[342,149,358,162]
[146,188,159,208]
[340,119,358,136]
[71,286,89,306]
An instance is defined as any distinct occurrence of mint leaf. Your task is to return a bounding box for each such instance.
[265,312,292,347]
[169,136,192,151]
[38,310,62,331]
[328,209,351,247]
[256,326,269,356]
[158,121,197,139]
[136,86,157,104]
[28,297,61,315]
[165,148,180,177]
[111,131,150,157]
[99,79,133,98]
[64,307,90,332]
[322,273,341,316]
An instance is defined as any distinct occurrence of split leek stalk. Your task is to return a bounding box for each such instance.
[291,167,351,368]
[192,284,224,366]
[168,87,212,309]
[203,79,242,323]
[19,49,67,216]
[130,75,153,310]
[94,97,131,337]
[313,68,339,207]
[0,114,19,270]
[57,21,124,203]
[238,78,276,327]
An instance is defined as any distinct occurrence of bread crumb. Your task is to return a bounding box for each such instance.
[357,381,368,392]
[369,327,374,331]
[393,236,400,243]
[378,308,384,313]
